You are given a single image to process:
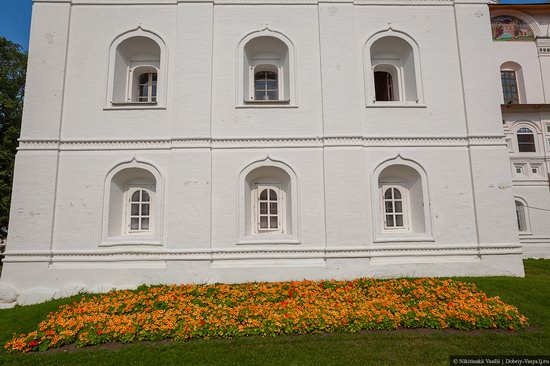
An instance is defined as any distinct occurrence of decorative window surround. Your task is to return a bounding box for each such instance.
[371,155,433,243]
[105,27,168,109]
[238,158,300,245]
[101,159,164,247]
[237,27,297,108]
[364,28,424,108]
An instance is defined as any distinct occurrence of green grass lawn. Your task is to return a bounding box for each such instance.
[0,259,548,366]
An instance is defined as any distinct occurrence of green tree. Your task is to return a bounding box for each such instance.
[0,37,27,238]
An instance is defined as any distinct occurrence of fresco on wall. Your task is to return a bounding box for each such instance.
[491,16,534,41]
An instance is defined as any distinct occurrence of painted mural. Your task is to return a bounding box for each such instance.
[491,16,534,41]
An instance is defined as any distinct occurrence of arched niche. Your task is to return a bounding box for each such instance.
[500,61,526,104]
[237,158,300,244]
[364,29,424,106]
[237,28,296,106]
[371,156,433,242]
[101,159,164,245]
[106,27,168,107]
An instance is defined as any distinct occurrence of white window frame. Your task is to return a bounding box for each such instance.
[380,184,410,232]
[123,185,154,235]
[372,60,402,103]
[127,64,159,104]
[253,184,284,235]
[248,61,283,102]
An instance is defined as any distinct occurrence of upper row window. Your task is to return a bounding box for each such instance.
[108,31,165,107]
[366,33,423,106]
[241,35,291,104]
[109,30,424,108]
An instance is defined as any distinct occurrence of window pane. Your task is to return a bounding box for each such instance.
[270,202,278,214]
[260,189,268,200]
[260,216,268,229]
[255,91,266,101]
[131,204,140,216]
[266,91,278,100]
[269,189,277,200]
[501,71,519,104]
[131,191,140,202]
[266,72,277,80]
[270,216,278,229]
[393,188,402,199]
[255,81,265,90]
[142,191,150,202]
[386,215,394,227]
[384,189,392,199]
[395,215,404,227]
[131,218,140,230]
[260,202,268,215]
[142,204,150,216]
[374,71,394,102]
[385,201,393,214]
[266,80,278,90]
[394,201,403,213]
[141,218,150,230]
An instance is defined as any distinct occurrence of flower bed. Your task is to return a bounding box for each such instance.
[5,278,528,352]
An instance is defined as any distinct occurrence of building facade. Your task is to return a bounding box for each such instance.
[490,3,550,259]
[0,0,531,304]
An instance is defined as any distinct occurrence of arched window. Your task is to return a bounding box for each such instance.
[382,186,407,229]
[366,32,422,105]
[108,29,166,107]
[239,160,299,243]
[102,162,163,245]
[515,200,529,233]
[254,71,278,101]
[239,31,294,104]
[500,62,525,104]
[128,188,152,232]
[256,185,281,232]
[373,160,432,239]
[517,127,536,152]
[501,70,519,104]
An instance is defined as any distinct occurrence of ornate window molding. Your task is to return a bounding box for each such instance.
[105,27,168,109]
[364,28,424,108]
[236,27,297,108]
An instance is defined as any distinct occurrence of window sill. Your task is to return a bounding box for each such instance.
[237,100,297,109]
[104,102,166,111]
[519,232,533,236]
[237,235,301,245]
[366,102,426,109]
[100,237,162,247]
[374,233,434,243]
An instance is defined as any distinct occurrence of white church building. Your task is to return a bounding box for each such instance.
[2,0,549,304]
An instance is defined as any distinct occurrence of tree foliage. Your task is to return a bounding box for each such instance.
[0,37,27,238]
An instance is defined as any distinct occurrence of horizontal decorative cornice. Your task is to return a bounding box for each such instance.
[18,136,506,151]
[2,243,523,263]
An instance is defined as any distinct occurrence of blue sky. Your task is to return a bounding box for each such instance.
[0,0,32,49]
[0,0,545,50]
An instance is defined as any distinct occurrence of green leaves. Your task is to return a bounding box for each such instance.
[0,37,27,237]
